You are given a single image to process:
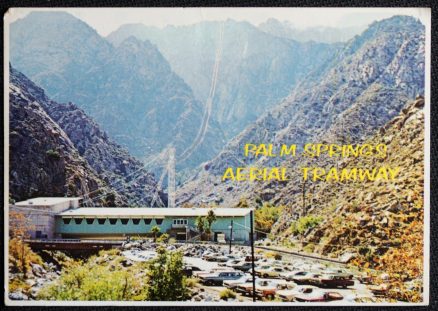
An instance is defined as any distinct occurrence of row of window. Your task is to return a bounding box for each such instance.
[173,219,188,225]
[62,218,163,225]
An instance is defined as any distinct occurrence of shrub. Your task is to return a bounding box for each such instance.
[46,149,61,160]
[100,248,121,256]
[281,239,295,249]
[274,253,282,260]
[185,277,198,288]
[255,204,283,234]
[236,198,249,208]
[219,288,236,300]
[303,243,315,253]
[290,215,323,235]
[157,233,169,243]
[265,251,280,259]
[38,263,143,301]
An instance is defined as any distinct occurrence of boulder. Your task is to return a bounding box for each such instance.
[31,264,47,277]
[121,259,133,267]
[9,291,29,300]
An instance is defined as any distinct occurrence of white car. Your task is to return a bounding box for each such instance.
[193,267,234,278]
[219,259,241,267]
[223,274,254,289]
[276,285,319,302]
[256,266,289,278]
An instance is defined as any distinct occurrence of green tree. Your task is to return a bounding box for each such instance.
[195,216,205,240]
[150,225,161,242]
[205,210,217,241]
[145,247,189,301]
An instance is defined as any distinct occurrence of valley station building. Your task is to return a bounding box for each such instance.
[10,197,253,242]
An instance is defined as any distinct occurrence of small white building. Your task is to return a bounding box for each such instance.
[10,197,81,239]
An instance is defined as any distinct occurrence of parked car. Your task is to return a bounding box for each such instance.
[182,265,203,277]
[231,261,254,272]
[295,291,344,302]
[311,274,355,288]
[202,252,219,261]
[368,283,390,296]
[223,275,254,289]
[325,268,354,279]
[236,279,272,295]
[283,270,300,281]
[358,273,373,284]
[219,259,241,267]
[256,266,289,278]
[255,280,296,300]
[200,271,245,286]
[276,285,317,302]
[244,255,262,262]
[255,283,280,300]
[206,255,229,262]
[293,272,321,285]
[193,267,233,278]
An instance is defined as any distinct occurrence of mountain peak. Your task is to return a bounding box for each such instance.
[18,11,99,36]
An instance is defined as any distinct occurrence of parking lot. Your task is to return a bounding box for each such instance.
[122,242,381,303]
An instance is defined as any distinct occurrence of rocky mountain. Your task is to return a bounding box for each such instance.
[9,66,165,206]
[259,18,364,43]
[107,20,340,139]
[10,12,225,175]
[176,15,425,207]
[277,97,425,280]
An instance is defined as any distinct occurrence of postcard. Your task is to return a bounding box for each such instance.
[3,7,430,306]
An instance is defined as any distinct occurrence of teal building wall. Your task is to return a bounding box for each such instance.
[55,214,251,242]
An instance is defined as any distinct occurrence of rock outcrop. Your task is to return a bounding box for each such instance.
[9,66,165,206]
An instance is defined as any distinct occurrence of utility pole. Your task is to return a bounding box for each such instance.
[250,210,256,302]
[229,220,233,253]
[167,147,176,208]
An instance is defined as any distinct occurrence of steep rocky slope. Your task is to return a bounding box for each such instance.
[10,71,110,204]
[176,16,425,207]
[277,97,424,279]
[10,12,225,173]
[9,67,165,206]
[107,20,340,139]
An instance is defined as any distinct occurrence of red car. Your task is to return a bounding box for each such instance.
[295,291,343,302]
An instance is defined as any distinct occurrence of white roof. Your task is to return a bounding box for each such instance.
[58,207,253,218]
[14,197,81,206]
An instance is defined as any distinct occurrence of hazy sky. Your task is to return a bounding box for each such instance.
[6,7,429,37]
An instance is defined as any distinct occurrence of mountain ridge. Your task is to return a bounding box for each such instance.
[9,66,166,206]
[107,19,341,139]
[176,15,425,208]
[10,12,226,176]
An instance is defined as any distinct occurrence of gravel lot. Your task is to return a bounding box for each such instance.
[121,242,378,303]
